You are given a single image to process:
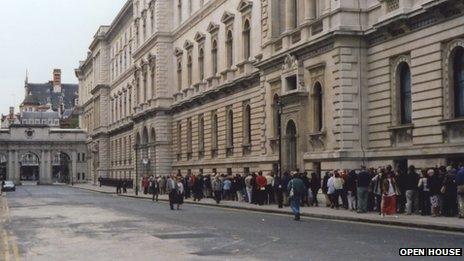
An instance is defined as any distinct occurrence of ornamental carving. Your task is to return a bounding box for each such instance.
[282,54,300,71]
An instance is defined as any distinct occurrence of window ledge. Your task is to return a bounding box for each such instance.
[439,118,464,125]
[308,130,326,137]
[387,124,414,131]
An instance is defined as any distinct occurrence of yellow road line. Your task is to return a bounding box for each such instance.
[2,229,10,261]
[11,232,19,261]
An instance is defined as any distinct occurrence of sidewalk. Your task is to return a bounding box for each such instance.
[71,183,464,233]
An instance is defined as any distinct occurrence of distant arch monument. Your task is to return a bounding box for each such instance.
[0,125,87,185]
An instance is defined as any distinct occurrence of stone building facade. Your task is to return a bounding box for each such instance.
[77,0,464,185]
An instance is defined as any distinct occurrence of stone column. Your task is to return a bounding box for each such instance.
[14,151,20,183]
[285,0,295,31]
[72,151,78,184]
[41,150,52,185]
[305,0,316,21]
[8,150,15,182]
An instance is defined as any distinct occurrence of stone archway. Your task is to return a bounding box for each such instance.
[52,152,71,184]
[0,154,7,181]
[20,152,40,182]
[285,120,297,172]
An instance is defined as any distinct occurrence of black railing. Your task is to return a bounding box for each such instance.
[98,178,133,188]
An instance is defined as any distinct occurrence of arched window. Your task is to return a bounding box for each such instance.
[243,20,251,60]
[177,61,182,91]
[453,47,464,117]
[273,94,280,137]
[212,40,218,75]
[243,105,252,145]
[151,65,156,98]
[187,118,192,159]
[187,55,193,86]
[177,121,182,156]
[199,48,205,81]
[212,113,218,148]
[226,30,233,68]
[227,109,234,147]
[143,71,147,102]
[313,82,323,132]
[398,62,412,124]
[198,116,205,153]
[177,0,182,25]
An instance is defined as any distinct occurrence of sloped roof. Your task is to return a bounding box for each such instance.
[23,82,78,111]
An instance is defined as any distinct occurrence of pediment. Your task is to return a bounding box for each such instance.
[237,0,253,13]
[207,22,220,33]
[194,32,206,43]
[174,47,184,57]
[221,11,235,24]
[183,40,194,50]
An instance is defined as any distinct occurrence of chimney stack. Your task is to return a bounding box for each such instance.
[53,69,61,87]
[53,69,62,93]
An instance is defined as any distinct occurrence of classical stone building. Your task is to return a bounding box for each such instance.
[77,0,464,186]
[0,126,88,184]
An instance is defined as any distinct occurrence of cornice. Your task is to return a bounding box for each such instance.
[111,66,135,88]
[90,84,111,95]
[132,31,172,60]
[170,71,260,114]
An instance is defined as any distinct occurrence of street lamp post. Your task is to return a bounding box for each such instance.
[276,97,284,209]
[134,144,139,195]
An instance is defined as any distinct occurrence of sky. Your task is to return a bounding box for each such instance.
[0,0,127,114]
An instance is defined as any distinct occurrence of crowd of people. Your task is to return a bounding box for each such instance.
[137,164,464,220]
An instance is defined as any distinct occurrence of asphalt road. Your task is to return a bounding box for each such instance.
[1,185,464,261]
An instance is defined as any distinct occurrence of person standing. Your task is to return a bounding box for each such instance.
[122,179,128,194]
[417,170,431,216]
[274,175,284,208]
[346,170,357,211]
[405,165,420,215]
[332,171,344,209]
[116,179,122,194]
[288,172,306,221]
[381,171,399,217]
[309,172,320,207]
[256,171,267,205]
[456,165,464,218]
[357,166,371,213]
[327,173,335,208]
[176,177,184,210]
[212,175,223,204]
[150,176,159,202]
[428,169,442,217]
[441,171,457,217]
[223,178,232,200]
[282,172,291,206]
[192,174,204,202]
[322,172,330,207]
[371,169,384,214]
[245,174,253,203]
[166,175,178,210]
[396,169,407,213]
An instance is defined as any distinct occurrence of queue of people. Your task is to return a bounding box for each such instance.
[136,163,464,220]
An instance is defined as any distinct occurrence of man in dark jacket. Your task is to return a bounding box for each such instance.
[357,166,371,213]
[287,172,307,221]
[456,165,464,218]
[405,165,420,214]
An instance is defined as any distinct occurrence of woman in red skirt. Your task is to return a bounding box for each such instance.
[381,170,400,217]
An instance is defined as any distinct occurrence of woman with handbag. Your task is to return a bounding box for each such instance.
[428,169,442,217]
